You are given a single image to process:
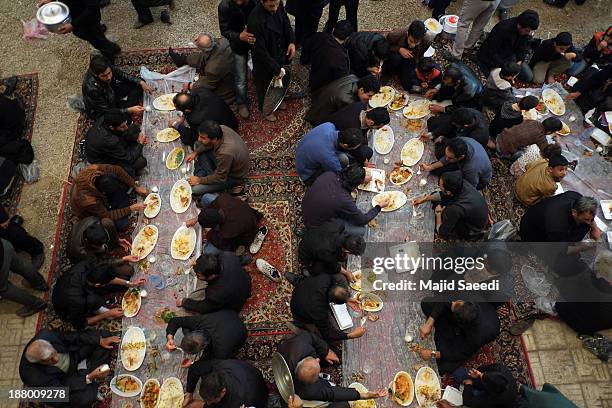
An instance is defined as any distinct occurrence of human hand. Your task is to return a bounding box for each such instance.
[288,395,303,408]
[463,379,474,385]
[137,133,148,145]
[412,196,427,206]
[429,104,445,113]
[107,308,124,319]
[287,43,296,59]
[349,326,366,338]
[37,0,52,5]
[434,204,445,214]
[118,238,132,252]
[89,364,111,380]
[565,92,581,101]
[122,254,140,263]
[346,297,361,313]
[186,152,197,163]
[127,105,145,114]
[166,337,177,351]
[419,321,432,339]
[135,186,149,197]
[590,223,603,240]
[367,65,382,77]
[325,349,340,364]
[342,269,356,283]
[181,82,190,92]
[468,368,483,379]
[140,81,153,94]
[421,82,429,89]
[399,48,413,59]
[564,52,577,61]
[175,297,184,307]
[188,176,200,186]
[99,336,120,349]
[186,217,198,228]
[239,26,256,44]
[182,393,193,408]
[363,174,372,184]
[57,23,73,34]
[130,202,147,212]
[419,163,432,172]
[377,196,391,208]
[435,401,453,408]
[425,89,438,100]
[366,389,388,399]
[128,277,147,287]
[419,348,432,360]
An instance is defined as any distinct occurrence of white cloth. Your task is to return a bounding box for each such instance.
[273,68,286,88]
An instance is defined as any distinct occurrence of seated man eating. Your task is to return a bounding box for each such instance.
[496,117,562,160]
[426,64,483,114]
[428,107,491,150]
[489,95,539,139]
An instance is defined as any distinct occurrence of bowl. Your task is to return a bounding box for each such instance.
[36,2,71,33]
[150,275,166,290]
[440,15,459,34]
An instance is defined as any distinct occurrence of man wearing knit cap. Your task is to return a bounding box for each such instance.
[515,154,569,206]
[525,32,578,84]
[477,9,540,80]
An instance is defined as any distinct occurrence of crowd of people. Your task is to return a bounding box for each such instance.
[1,0,611,407]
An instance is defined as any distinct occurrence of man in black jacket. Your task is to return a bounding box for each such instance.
[288,0,325,46]
[37,0,121,60]
[85,112,147,177]
[301,20,353,92]
[477,9,539,78]
[566,65,612,115]
[418,298,500,375]
[218,0,256,119]
[456,363,518,408]
[426,64,483,115]
[172,89,238,147]
[247,0,296,121]
[0,93,34,166]
[290,274,365,345]
[20,329,119,408]
[185,359,268,407]
[165,310,247,359]
[328,103,390,138]
[177,252,252,314]
[82,55,151,119]
[344,31,389,78]
[525,32,578,84]
[427,107,491,151]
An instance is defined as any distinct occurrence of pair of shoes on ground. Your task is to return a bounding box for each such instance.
[264,101,287,122]
[16,301,47,318]
[133,9,172,29]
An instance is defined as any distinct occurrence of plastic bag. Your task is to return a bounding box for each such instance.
[18,159,40,183]
[487,220,518,241]
[520,265,552,297]
[21,19,49,40]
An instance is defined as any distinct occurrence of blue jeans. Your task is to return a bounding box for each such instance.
[200,193,218,207]
[192,147,243,195]
[234,52,249,106]
[203,241,251,264]
[333,218,367,237]
[567,59,588,77]
[452,367,483,396]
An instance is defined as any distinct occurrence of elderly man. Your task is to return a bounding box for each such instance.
[82,55,151,119]
[385,20,430,89]
[20,329,119,408]
[278,332,387,405]
[247,0,296,121]
[165,310,247,359]
[218,0,256,118]
[515,154,569,206]
[170,34,236,105]
[130,0,173,28]
[171,89,238,147]
[176,252,252,314]
[186,120,249,196]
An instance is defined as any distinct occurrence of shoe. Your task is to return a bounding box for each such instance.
[249,226,268,254]
[498,8,509,20]
[256,259,282,282]
[3,76,18,96]
[10,214,24,226]
[238,104,250,119]
[99,0,110,7]
[278,101,287,110]
[285,89,307,100]
[240,254,253,266]
[16,301,47,318]
[160,10,172,25]
[441,49,460,63]
[133,20,152,29]
[169,47,187,66]
[100,23,107,33]
[230,184,245,196]
[22,278,48,291]
[284,271,302,286]
[31,252,45,270]
[264,113,277,122]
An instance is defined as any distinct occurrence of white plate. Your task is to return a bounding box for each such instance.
[414,366,441,407]
[373,125,394,155]
[389,166,414,186]
[372,190,408,212]
[166,147,185,170]
[121,326,147,371]
[601,200,612,220]
[140,378,161,408]
[131,225,159,261]
[348,383,377,408]
[401,138,425,167]
[157,377,184,408]
[356,292,383,312]
[122,288,142,318]
[156,127,181,143]
[522,108,538,120]
[391,371,415,406]
[403,100,431,119]
[424,18,442,34]
[369,86,395,108]
[170,179,192,214]
[153,93,177,111]
[542,88,566,116]
[144,193,161,218]
[556,121,571,136]
[389,93,409,111]
[358,168,385,193]
[170,225,197,260]
[110,374,143,398]
[349,270,362,291]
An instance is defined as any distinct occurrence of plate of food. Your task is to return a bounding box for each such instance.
[372,190,408,212]
[348,383,376,408]
[122,288,142,318]
[131,225,159,261]
[403,100,431,119]
[110,374,143,398]
[415,367,441,407]
[391,371,414,406]
[157,377,184,408]
[121,326,147,371]
[389,93,408,111]
[542,88,566,116]
[140,378,161,408]
[356,291,383,312]
[170,179,192,213]
[601,200,612,220]
[374,125,394,155]
[166,147,185,170]
[389,166,413,186]
[349,270,362,291]
[144,193,161,218]
[403,119,425,133]
[556,121,571,136]
[171,225,197,260]
[522,108,538,120]
[156,127,181,143]
[358,168,385,193]
[153,93,177,111]
[369,86,396,108]
[401,138,425,167]
[424,18,442,34]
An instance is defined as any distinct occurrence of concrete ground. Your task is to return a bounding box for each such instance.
[0,0,611,406]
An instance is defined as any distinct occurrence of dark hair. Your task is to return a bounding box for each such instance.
[198,120,223,139]
[89,55,111,75]
[418,57,436,74]
[366,107,390,126]
[94,174,120,195]
[482,372,510,395]
[451,108,474,127]
[453,301,479,328]
[332,20,353,41]
[517,9,540,30]
[407,20,426,41]
[541,143,562,159]
[357,75,381,94]
[554,32,572,47]
[444,66,462,83]
[500,62,521,78]
[173,92,193,111]
[548,154,569,168]
[328,284,350,304]
[441,171,463,195]
[338,128,363,149]
[194,254,221,278]
[518,95,539,110]
[181,332,210,354]
[341,234,366,255]
[103,111,127,128]
[446,138,468,159]
[371,38,389,61]
[542,117,563,133]
[340,163,366,191]
[83,220,110,247]
[199,372,225,401]
[86,263,115,285]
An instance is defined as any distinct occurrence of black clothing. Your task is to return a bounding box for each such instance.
[429,108,490,148]
[530,38,578,68]
[0,94,34,165]
[288,0,325,45]
[421,299,500,374]
[290,274,349,342]
[218,0,256,55]
[278,332,361,402]
[0,207,43,257]
[306,74,361,127]
[463,363,518,408]
[477,17,531,71]
[166,310,247,359]
[183,252,252,314]
[324,0,359,34]
[571,66,612,114]
[328,101,367,135]
[0,238,47,309]
[489,101,523,139]
[434,63,483,111]
[299,220,347,276]
[344,32,386,78]
[19,329,110,408]
[301,32,351,92]
[0,158,17,196]
[63,0,120,60]
[186,359,268,407]
[82,67,142,119]
[130,0,171,23]
[437,181,489,240]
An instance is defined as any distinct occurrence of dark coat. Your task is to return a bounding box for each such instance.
[438,180,489,240]
[452,108,491,148]
[301,32,350,92]
[477,17,531,69]
[183,252,252,314]
[0,94,25,143]
[84,118,143,167]
[166,310,247,359]
[186,359,268,407]
[434,63,483,111]
[82,67,141,119]
[462,363,518,408]
[63,0,101,29]
[298,219,347,275]
[187,38,236,105]
[218,0,256,55]
[530,38,577,68]
[344,32,387,77]
[306,74,360,126]
[67,217,119,262]
[327,101,368,138]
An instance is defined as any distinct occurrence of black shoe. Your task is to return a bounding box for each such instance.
[168,47,187,67]
[16,301,47,318]
[285,89,308,100]
[22,277,48,291]
[100,23,107,33]
[284,271,303,286]
[240,254,253,266]
[31,252,45,270]
[160,10,172,25]
[3,76,18,96]
[99,0,110,8]
[10,214,24,226]
[441,49,460,63]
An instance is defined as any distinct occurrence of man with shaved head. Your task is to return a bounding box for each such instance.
[169,33,236,105]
